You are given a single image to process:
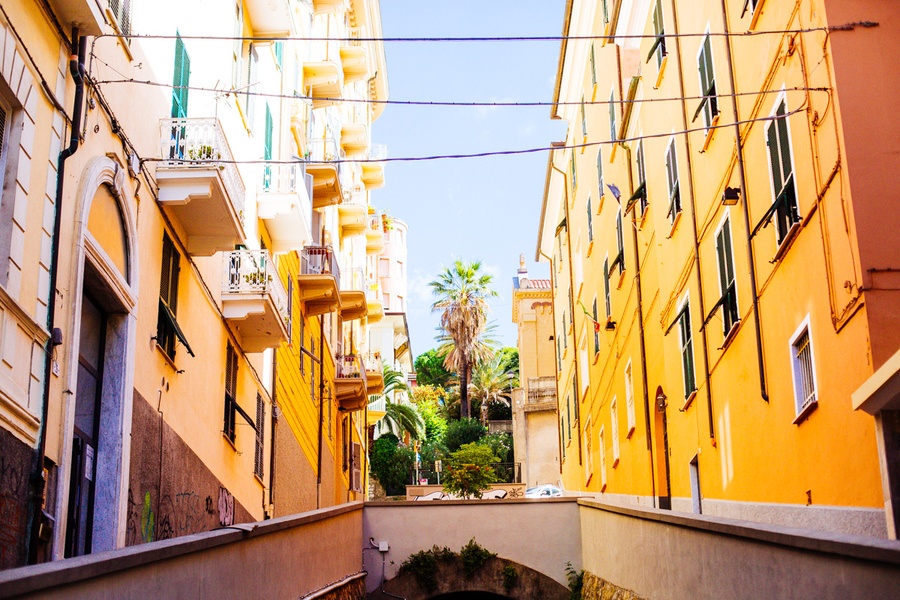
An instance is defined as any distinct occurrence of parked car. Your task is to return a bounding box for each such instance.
[524,484,563,498]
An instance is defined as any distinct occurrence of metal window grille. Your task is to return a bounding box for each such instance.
[108,0,132,36]
[793,330,816,412]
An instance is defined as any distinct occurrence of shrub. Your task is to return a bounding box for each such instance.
[502,564,519,593]
[459,538,496,578]
[369,434,414,496]
[399,546,456,593]
[442,442,498,499]
[444,417,486,452]
[566,561,584,600]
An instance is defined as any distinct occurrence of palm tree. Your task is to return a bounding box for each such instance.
[429,260,498,419]
[470,353,516,425]
[374,365,425,441]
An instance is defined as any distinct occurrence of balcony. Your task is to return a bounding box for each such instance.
[305,138,343,208]
[221,250,289,353]
[525,377,557,412]
[246,0,292,36]
[156,118,246,256]
[299,245,340,316]
[366,282,384,323]
[365,354,384,395]
[303,61,343,108]
[361,144,386,190]
[367,397,387,427]
[340,123,369,157]
[365,213,385,254]
[312,0,346,15]
[46,0,104,35]
[340,43,370,83]
[257,164,314,253]
[338,194,367,238]
[340,290,367,321]
[335,354,367,412]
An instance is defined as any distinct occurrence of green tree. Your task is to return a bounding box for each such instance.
[376,365,425,440]
[442,442,499,499]
[414,349,454,388]
[470,353,516,425]
[430,260,498,419]
[369,434,415,496]
[411,385,449,444]
[497,346,520,388]
[444,417,487,453]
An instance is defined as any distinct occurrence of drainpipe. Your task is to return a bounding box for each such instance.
[316,316,325,509]
[267,350,277,518]
[28,30,86,565]
[667,1,716,439]
[539,248,563,477]
[720,0,768,401]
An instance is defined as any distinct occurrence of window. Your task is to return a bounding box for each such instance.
[309,339,317,400]
[172,34,190,118]
[590,45,597,86]
[245,44,259,127]
[263,103,273,188]
[592,297,600,353]
[274,41,284,69]
[562,310,568,349]
[603,256,611,318]
[696,34,718,129]
[790,318,817,418]
[766,99,799,244]
[224,343,238,442]
[611,208,625,273]
[610,397,620,466]
[677,299,697,400]
[565,393,572,443]
[608,89,617,142]
[586,196,593,243]
[560,419,566,459]
[108,0,132,36]
[715,217,739,335]
[286,278,293,345]
[601,0,610,27]
[624,360,636,436]
[742,0,762,19]
[570,152,577,190]
[157,233,191,360]
[578,330,589,396]
[665,140,681,223]
[0,98,11,206]
[379,258,390,278]
[596,148,604,197]
[572,377,580,423]
[584,418,593,482]
[649,0,666,68]
[628,141,647,215]
[232,2,243,89]
[254,394,264,478]
[580,97,587,137]
[599,426,607,489]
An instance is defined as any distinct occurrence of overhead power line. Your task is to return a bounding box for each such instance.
[139,105,805,166]
[94,21,876,44]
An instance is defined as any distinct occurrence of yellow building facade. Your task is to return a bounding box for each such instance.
[0,0,392,569]
[539,0,899,537]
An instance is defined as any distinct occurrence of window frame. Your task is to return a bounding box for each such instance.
[586,195,594,243]
[254,393,265,479]
[695,31,719,131]
[592,296,600,354]
[765,95,800,245]
[224,343,239,442]
[610,397,620,466]
[603,255,612,319]
[596,147,604,199]
[676,296,697,401]
[714,214,739,337]
[789,316,818,421]
[608,88,617,143]
[157,232,192,360]
[665,138,681,224]
[648,0,667,68]
[624,360,636,437]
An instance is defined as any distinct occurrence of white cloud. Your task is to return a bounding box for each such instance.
[475,97,517,120]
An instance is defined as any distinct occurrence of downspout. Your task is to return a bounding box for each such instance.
[28,30,86,565]
[267,350,278,518]
[621,142,656,507]
[668,1,716,439]
[720,0,768,401]
[540,247,563,477]
[316,317,325,509]
[550,157,582,467]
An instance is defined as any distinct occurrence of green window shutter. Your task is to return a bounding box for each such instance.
[596,148,604,195]
[264,104,273,160]
[767,119,783,196]
[775,101,792,183]
[608,91,617,141]
[274,41,284,69]
[172,34,190,118]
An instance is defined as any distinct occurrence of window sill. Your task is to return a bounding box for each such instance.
[600,481,607,492]
[585,472,593,486]
[612,456,619,469]
[587,240,594,258]
[667,210,682,239]
[626,425,635,439]
[792,399,818,425]
[254,473,265,487]
[720,322,740,351]
[155,343,180,372]
[592,351,601,365]
[654,55,668,90]
[616,268,627,290]
[772,221,801,263]
[682,389,697,411]
[222,432,238,451]
[609,143,618,163]
[700,114,720,153]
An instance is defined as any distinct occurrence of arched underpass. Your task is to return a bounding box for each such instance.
[368,556,570,600]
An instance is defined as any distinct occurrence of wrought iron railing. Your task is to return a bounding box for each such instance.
[337,354,363,379]
[411,462,521,486]
[300,245,340,288]
[222,249,289,324]
[159,118,245,218]
[365,353,382,374]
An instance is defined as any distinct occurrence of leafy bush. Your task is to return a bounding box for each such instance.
[482,432,513,464]
[444,417,486,452]
[369,434,414,496]
[399,545,456,592]
[459,538,496,578]
[566,561,584,600]
[442,442,498,499]
[502,564,519,593]
[412,387,449,444]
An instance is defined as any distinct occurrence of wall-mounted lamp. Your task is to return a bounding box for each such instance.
[722,187,741,205]
[656,390,667,412]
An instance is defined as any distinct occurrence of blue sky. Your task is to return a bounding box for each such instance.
[371,1,567,359]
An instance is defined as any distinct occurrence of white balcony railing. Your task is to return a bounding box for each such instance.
[159,118,245,218]
[222,249,289,323]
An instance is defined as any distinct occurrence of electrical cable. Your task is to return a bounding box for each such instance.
[138,105,805,165]
[90,21,876,44]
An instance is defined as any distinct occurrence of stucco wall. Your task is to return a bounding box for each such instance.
[362,498,582,593]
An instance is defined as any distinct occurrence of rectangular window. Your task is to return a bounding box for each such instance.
[766,99,800,244]
[562,310,568,349]
[649,0,666,68]
[599,426,607,489]
[286,278,293,345]
[590,45,597,86]
[232,2,242,89]
[157,233,185,360]
[790,318,817,417]
[263,103,273,188]
[224,343,238,442]
[581,97,587,137]
[603,257,611,318]
[610,397,620,466]
[172,33,190,118]
[666,140,681,223]
[592,297,600,354]
[624,360,636,436]
[715,217,739,335]
[596,148,604,197]
[742,0,761,18]
[612,209,625,273]
[608,89,617,142]
[697,34,718,129]
[274,41,284,69]
[601,0,610,26]
[677,300,697,400]
[586,196,593,243]
[584,418,593,482]
[108,0,132,36]
[254,393,264,478]
[570,153,577,190]
[628,141,647,215]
